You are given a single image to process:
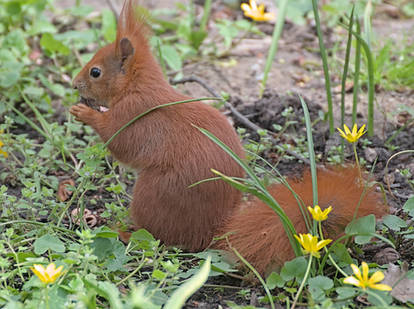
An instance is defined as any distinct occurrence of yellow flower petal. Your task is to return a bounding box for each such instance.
[344,262,392,292]
[240,0,275,22]
[241,3,251,11]
[30,263,63,284]
[352,123,358,135]
[350,263,363,281]
[337,124,366,143]
[308,205,332,221]
[362,262,369,283]
[344,124,351,135]
[294,233,331,258]
[343,276,362,287]
[368,270,384,284]
[370,283,392,291]
[0,149,8,158]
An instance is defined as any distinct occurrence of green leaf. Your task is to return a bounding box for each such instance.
[33,234,65,255]
[152,269,167,280]
[3,29,29,55]
[0,71,20,88]
[164,256,211,309]
[94,226,119,238]
[190,30,207,50]
[101,9,117,42]
[6,1,21,15]
[266,271,285,289]
[160,45,182,71]
[131,228,156,242]
[382,214,408,231]
[68,5,94,17]
[403,197,414,217]
[308,276,333,302]
[29,18,57,35]
[330,243,353,265]
[23,86,45,97]
[84,277,123,308]
[336,286,358,300]
[40,33,70,55]
[308,275,333,290]
[345,214,376,244]
[280,256,307,281]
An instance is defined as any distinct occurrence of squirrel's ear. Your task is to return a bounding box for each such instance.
[119,37,134,62]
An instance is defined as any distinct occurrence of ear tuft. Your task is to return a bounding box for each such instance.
[119,37,134,61]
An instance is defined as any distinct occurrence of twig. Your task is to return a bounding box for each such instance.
[171,75,311,165]
[171,75,262,132]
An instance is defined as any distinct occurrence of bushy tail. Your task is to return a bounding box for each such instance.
[216,166,387,275]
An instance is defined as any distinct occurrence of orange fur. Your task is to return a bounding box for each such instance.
[218,167,387,274]
[71,0,244,251]
[70,0,387,270]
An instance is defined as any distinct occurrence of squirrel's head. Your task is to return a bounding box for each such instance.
[73,0,152,109]
[72,38,135,109]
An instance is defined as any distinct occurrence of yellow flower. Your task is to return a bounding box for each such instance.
[0,140,8,158]
[344,262,392,291]
[308,205,332,222]
[30,263,63,284]
[294,233,332,258]
[241,0,275,22]
[337,124,366,143]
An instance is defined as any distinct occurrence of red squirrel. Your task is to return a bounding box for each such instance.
[70,0,386,274]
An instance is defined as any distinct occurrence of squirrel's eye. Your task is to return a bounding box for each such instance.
[90,67,101,78]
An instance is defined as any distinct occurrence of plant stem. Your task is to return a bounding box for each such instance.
[353,143,362,179]
[352,19,361,125]
[291,255,312,309]
[45,284,50,309]
[318,222,348,277]
[200,0,212,32]
[260,0,288,97]
[104,97,220,148]
[311,0,334,134]
[227,239,275,309]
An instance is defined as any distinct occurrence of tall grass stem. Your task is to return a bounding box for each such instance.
[200,0,212,32]
[340,7,355,162]
[352,19,361,125]
[259,0,288,97]
[311,0,334,134]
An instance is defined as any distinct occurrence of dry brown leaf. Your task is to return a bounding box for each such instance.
[382,263,414,303]
[71,208,98,228]
[57,179,75,202]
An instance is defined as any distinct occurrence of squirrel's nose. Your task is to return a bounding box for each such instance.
[72,76,80,90]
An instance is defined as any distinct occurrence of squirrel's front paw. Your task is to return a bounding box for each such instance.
[70,104,99,125]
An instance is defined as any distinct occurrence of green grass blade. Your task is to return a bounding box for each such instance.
[103,97,220,148]
[164,256,211,309]
[312,0,334,134]
[352,19,362,125]
[340,7,355,162]
[246,150,312,231]
[347,28,375,136]
[299,96,318,206]
[259,0,288,97]
[363,0,373,48]
[198,127,301,256]
[340,7,355,129]
[227,242,275,309]
[199,0,212,32]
